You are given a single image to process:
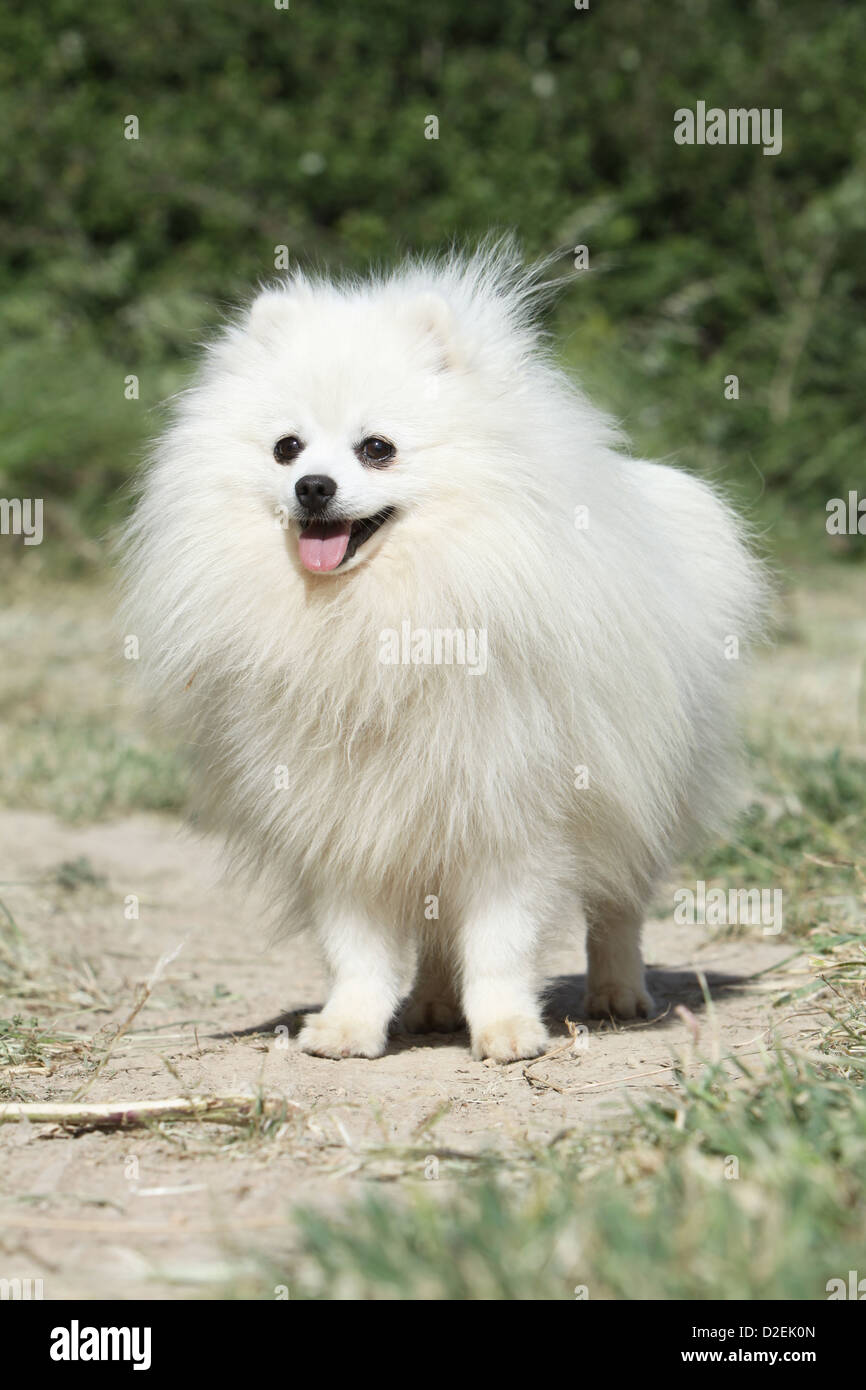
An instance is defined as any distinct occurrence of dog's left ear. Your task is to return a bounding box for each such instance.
[245,289,295,344]
[401,292,463,371]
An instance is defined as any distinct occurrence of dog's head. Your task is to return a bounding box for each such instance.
[173,251,567,583]
[200,277,491,575]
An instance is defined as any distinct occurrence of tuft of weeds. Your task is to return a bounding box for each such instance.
[0,573,188,821]
[673,744,866,939]
[53,856,107,892]
[0,720,187,822]
[0,1014,49,1070]
[269,1048,866,1301]
[0,1014,90,1101]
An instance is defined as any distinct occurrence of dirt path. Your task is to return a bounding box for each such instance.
[0,806,810,1299]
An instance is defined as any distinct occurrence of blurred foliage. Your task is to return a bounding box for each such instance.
[0,0,864,554]
[257,1051,866,1300]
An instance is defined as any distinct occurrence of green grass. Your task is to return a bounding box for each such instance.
[0,717,187,822]
[675,745,866,938]
[0,1014,91,1101]
[233,1047,863,1300]
[0,574,188,821]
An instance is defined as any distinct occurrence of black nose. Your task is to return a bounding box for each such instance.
[295,474,337,514]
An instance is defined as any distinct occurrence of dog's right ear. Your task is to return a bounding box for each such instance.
[400,292,465,371]
[245,289,295,344]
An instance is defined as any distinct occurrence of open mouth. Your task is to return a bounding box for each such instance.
[297,507,395,573]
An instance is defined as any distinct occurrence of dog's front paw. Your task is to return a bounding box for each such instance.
[298,1013,387,1059]
[399,995,463,1034]
[470,1015,548,1063]
[584,981,654,1020]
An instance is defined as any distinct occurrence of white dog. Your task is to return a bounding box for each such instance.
[122,242,766,1062]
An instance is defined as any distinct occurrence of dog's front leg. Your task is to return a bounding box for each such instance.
[459,876,548,1063]
[298,902,408,1059]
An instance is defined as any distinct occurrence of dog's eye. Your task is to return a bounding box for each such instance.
[274,435,304,464]
[357,436,396,467]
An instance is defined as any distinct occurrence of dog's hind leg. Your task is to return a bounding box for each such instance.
[399,946,463,1034]
[583,898,654,1019]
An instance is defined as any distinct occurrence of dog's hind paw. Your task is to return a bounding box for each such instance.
[399,995,463,1034]
[583,981,654,1020]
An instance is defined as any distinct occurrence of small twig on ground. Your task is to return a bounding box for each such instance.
[522,1019,589,1091]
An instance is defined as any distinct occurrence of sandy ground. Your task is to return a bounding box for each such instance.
[0,806,809,1299]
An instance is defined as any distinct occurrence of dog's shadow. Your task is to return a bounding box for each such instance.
[216,964,755,1052]
[543,965,752,1037]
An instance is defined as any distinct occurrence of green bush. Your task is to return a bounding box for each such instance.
[1,1,863,547]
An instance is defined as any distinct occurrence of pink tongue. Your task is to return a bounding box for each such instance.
[298,520,352,572]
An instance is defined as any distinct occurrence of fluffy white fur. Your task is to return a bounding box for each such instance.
[121,241,767,1062]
